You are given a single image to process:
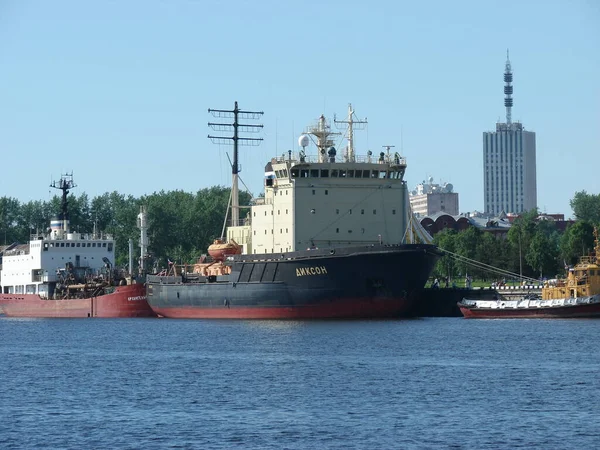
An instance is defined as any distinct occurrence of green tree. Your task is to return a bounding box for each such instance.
[432,229,459,281]
[570,191,600,224]
[559,221,595,266]
[525,229,560,279]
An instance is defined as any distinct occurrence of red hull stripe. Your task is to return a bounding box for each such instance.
[151,298,411,319]
[0,284,156,318]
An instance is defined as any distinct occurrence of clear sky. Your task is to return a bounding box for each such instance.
[1,0,598,218]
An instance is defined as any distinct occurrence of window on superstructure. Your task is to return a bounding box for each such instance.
[291,168,299,178]
[336,209,339,215]
[371,171,379,178]
[331,170,339,177]
[363,170,370,178]
[325,190,328,195]
[92,243,96,247]
[355,170,363,179]
[310,169,319,177]
[392,209,396,215]
[312,190,315,195]
[339,170,346,178]
[379,171,387,179]
[108,243,113,252]
[349,209,352,215]
[300,169,309,178]
[321,170,329,177]
[347,170,354,178]
[361,209,364,214]
[373,210,377,215]
[336,228,339,233]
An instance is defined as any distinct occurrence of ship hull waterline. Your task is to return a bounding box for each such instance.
[0,283,156,318]
[147,244,440,319]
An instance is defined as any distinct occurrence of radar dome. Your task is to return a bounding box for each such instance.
[428,176,434,183]
[298,135,309,148]
[445,183,454,193]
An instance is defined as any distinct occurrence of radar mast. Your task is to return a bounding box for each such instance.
[50,173,76,233]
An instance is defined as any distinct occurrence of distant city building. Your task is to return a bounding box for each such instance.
[483,51,537,216]
[409,177,459,216]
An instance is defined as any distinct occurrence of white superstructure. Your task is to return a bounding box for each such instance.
[0,174,116,298]
[226,106,411,254]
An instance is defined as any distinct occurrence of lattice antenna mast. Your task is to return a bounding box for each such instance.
[504,49,513,125]
[334,103,367,162]
[208,101,263,227]
[305,115,340,163]
[50,173,76,233]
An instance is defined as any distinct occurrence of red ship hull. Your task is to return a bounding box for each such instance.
[458,302,600,319]
[150,297,411,319]
[0,283,156,318]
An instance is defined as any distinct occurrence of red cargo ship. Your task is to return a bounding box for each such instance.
[0,174,156,318]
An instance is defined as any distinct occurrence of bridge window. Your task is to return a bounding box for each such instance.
[291,168,299,178]
[363,170,370,178]
[310,169,319,177]
[331,170,339,177]
[300,169,309,178]
[339,170,346,178]
[347,170,354,178]
[321,169,329,177]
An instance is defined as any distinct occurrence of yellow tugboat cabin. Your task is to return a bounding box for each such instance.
[542,228,600,300]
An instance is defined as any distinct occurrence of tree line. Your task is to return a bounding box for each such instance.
[0,188,598,278]
[432,191,600,281]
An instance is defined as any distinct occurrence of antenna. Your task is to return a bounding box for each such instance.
[382,145,395,163]
[334,103,367,162]
[208,101,264,227]
[49,173,76,233]
[305,114,340,163]
[504,49,513,125]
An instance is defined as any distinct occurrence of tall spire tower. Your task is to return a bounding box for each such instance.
[483,51,537,215]
[504,49,513,125]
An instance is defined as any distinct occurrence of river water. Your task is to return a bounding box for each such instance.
[1,317,599,449]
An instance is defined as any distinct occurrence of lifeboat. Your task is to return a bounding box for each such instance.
[207,239,241,261]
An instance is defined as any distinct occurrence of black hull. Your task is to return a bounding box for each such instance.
[146,244,440,319]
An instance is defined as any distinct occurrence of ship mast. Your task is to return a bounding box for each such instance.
[305,115,340,163]
[208,102,264,228]
[335,103,368,162]
[137,205,149,275]
[50,173,76,234]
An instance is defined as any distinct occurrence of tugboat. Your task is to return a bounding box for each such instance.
[146,104,441,319]
[0,174,156,318]
[458,227,600,319]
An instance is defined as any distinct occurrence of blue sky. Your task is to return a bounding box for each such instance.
[1,0,598,218]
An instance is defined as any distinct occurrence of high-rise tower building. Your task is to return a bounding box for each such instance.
[483,51,537,215]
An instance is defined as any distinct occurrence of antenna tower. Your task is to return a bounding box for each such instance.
[305,115,340,163]
[504,49,513,125]
[50,173,76,233]
[208,101,264,227]
[334,103,367,162]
